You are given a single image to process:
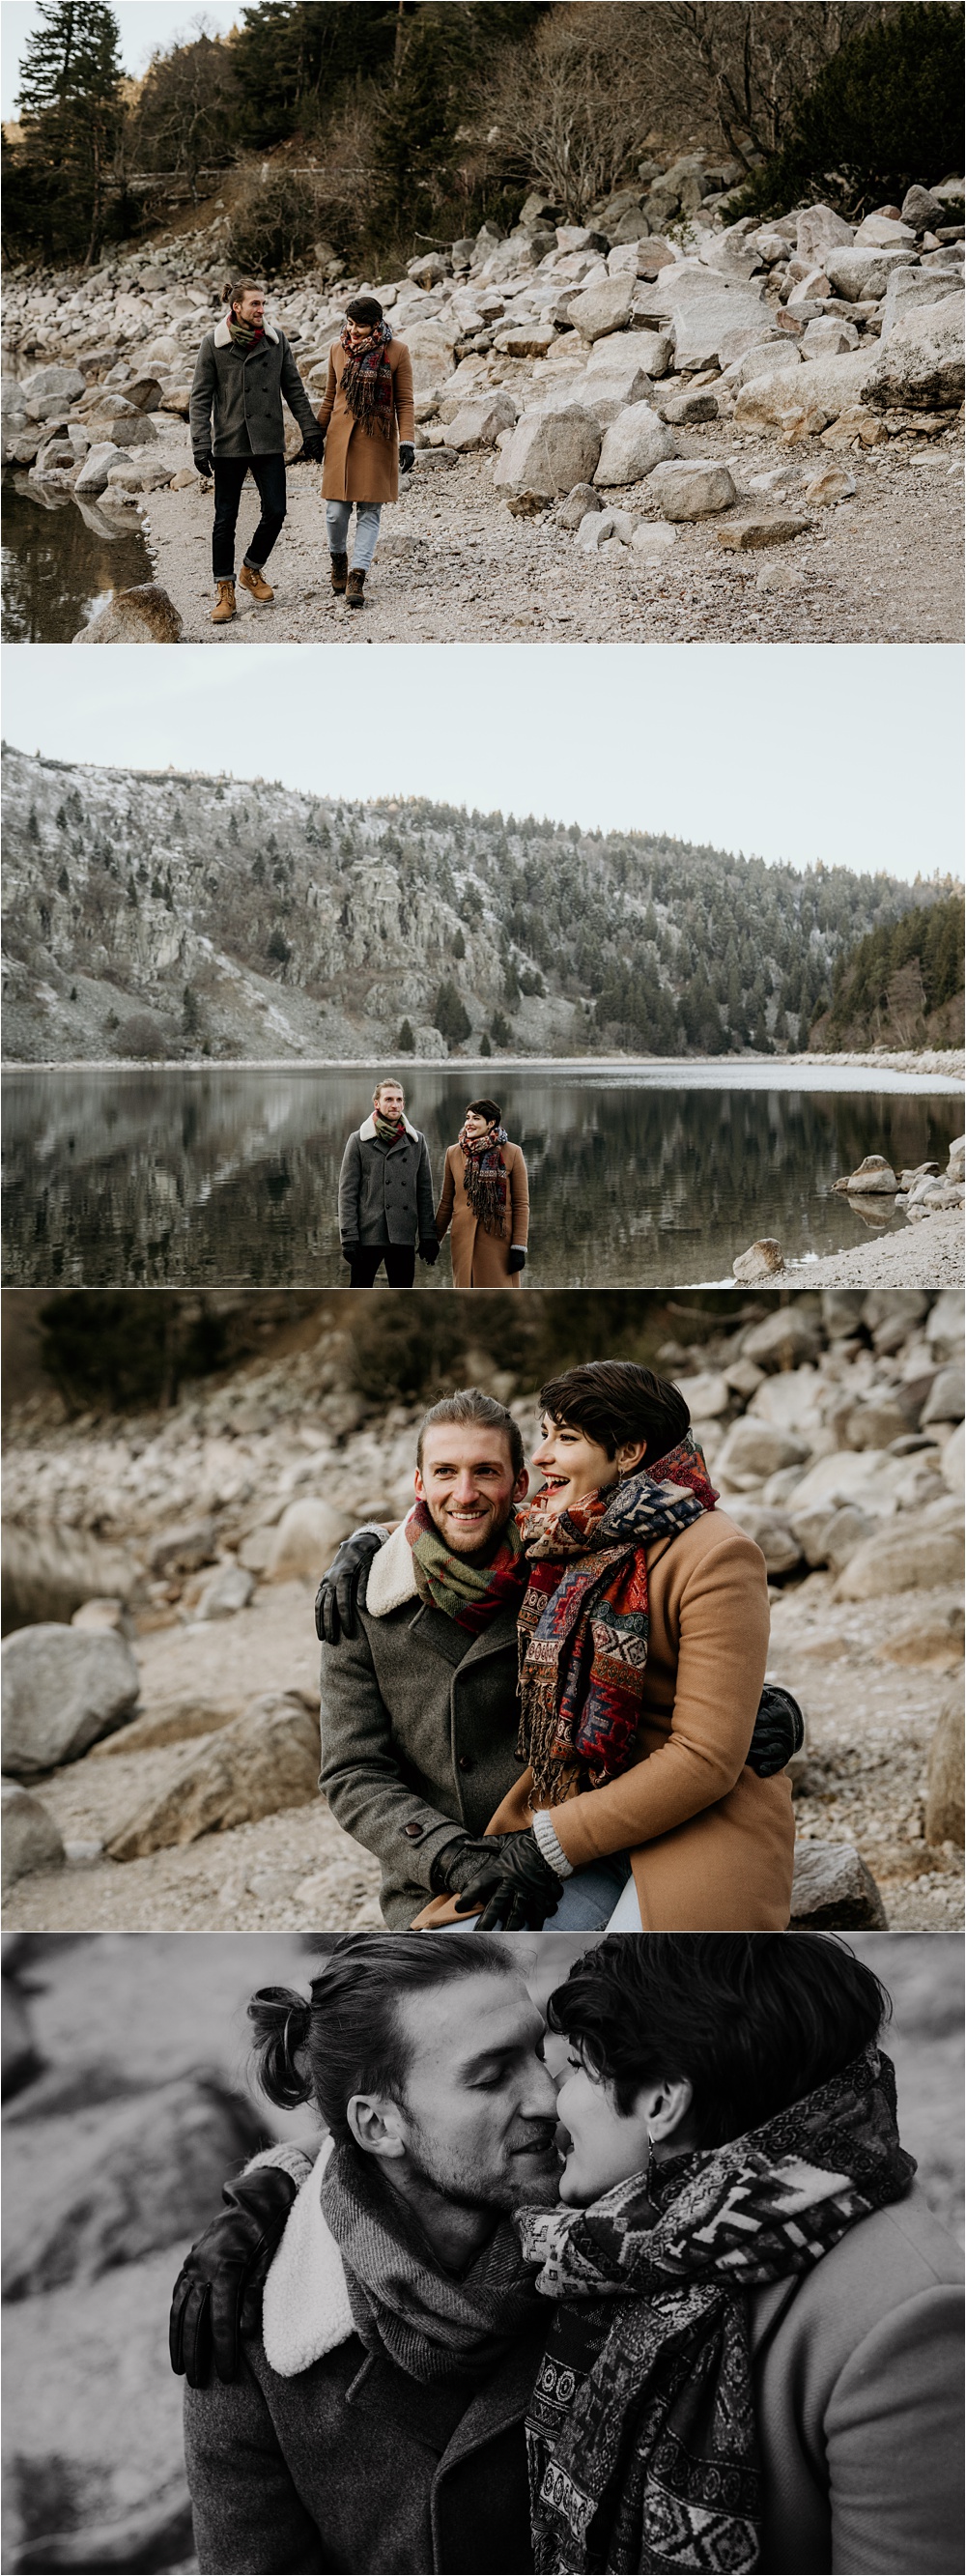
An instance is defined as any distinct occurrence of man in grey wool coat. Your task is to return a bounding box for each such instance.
[338,1073,439,1287]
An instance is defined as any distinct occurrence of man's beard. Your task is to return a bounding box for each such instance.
[404,2112,560,2215]
[428,1491,515,1563]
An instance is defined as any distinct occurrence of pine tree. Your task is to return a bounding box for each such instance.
[14,1,124,265]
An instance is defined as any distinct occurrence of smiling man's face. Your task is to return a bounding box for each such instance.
[414,1421,527,1558]
[392,1971,561,2212]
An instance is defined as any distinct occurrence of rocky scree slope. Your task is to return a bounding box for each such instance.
[2,740,954,1065]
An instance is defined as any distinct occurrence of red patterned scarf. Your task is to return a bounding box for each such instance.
[517,1437,718,1804]
[340,316,394,440]
[459,1117,509,1236]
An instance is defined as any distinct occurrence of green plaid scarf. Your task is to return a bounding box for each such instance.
[519,2044,915,2574]
[321,2139,542,2387]
[406,1500,528,1632]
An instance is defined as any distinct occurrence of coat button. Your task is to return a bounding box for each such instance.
[458,1755,474,1772]
[403,1821,421,1839]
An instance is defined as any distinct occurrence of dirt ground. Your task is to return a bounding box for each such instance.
[141,416,964,645]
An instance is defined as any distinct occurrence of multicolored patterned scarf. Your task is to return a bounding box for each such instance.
[406,1498,529,1632]
[517,1437,718,1804]
[227,314,264,351]
[519,2044,915,2574]
[459,1117,509,1236]
[320,2138,542,2387]
[340,316,394,441]
[373,1109,406,1145]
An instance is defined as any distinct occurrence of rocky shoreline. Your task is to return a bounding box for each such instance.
[3,157,962,645]
[3,1288,962,1935]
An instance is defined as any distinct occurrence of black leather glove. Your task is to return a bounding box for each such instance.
[507,1245,526,1274]
[169,2164,298,2388]
[418,1238,440,1265]
[341,1239,357,1265]
[315,1527,384,1646]
[291,431,326,463]
[747,1682,806,1778]
[399,442,414,472]
[452,1831,563,1932]
[428,1832,512,1900]
[193,450,213,477]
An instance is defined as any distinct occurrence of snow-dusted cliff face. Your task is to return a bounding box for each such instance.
[1,739,941,1063]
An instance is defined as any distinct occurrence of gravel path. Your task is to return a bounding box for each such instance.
[786,1206,964,1287]
[140,415,964,645]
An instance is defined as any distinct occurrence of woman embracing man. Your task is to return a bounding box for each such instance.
[174,1930,963,2573]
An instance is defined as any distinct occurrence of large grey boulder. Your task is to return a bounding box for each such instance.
[824,246,918,301]
[105,1691,321,1858]
[22,362,86,406]
[266,1498,355,1581]
[193,1561,255,1621]
[721,341,803,389]
[789,1841,888,1930]
[108,410,158,447]
[921,1364,966,1426]
[594,405,676,486]
[795,204,855,262]
[733,1239,785,1284]
[646,460,737,519]
[667,282,778,370]
[2,1626,140,1777]
[880,265,962,333]
[742,1308,823,1371]
[923,1696,964,1846]
[587,328,671,380]
[74,583,184,644]
[720,1502,802,1575]
[716,1419,810,1485]
[834,1508,965,1600]
[494,404,603,505]
[735,349,874,432]
[445,390,518,449]
[1,1781,66,1890]
[835,1153,898,1194]
[73,440,126,496]
[2,2075,264,2301]
[863,296,965,411]
[567,277,635,340]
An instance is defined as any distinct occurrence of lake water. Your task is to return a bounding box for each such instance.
[3,1065,961,1289]
[1,478,154,642]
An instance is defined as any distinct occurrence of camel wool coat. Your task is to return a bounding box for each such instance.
[436,1142,529,1287]
[412,1505,795,1932]
[316,339,414,503]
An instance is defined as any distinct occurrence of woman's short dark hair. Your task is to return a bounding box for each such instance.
[248,1933,515,2138]
[548,1933,890,2148]
[346,296,384,326]
[466,1098,502,1125]
[538,1361,690,1461]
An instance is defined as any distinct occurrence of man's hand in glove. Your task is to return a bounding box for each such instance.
[507,1246,526,1274]
[399,443,414,472]
[315,1528,384,1646]
[747,1682,806,1778]
[418,1238,440,1265]
[193,450,213,477]
[446,1832,563,1932]
[341,1238,357,1265]
[169,2164,298,2388]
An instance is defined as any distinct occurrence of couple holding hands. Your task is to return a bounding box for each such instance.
[189,277,414,621]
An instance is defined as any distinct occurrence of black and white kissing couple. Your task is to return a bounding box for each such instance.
[171,1932,963,2574]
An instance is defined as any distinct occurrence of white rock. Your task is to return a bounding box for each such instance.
[789,1841,886,1930]
[73,441,126,496]
[193,1561,255,1621]
[567,278,634,341]
[721,341,803,389]
[495,404,603,502]
[734,349,874,432]
[21,362,86,403]
[801,318,860,358]
[864,296,965,411]
[1,1626,140,1777]
[824,246,918,301]
[795,204,855,262]
[941,1420,965,1495]
[646,460,737,520]
[265,1498,354,1582]
[631,520,678,557]
[853,215,916,247]
[716,1419,810,1485]
[1,1781,66,1890]
[594,405,676,486]
[834,1508,965,1599]
[445,391,518,450]
[667,283,778,371]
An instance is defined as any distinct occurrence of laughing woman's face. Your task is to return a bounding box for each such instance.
[554,2052,656,2205]
[530,1416,618,1512]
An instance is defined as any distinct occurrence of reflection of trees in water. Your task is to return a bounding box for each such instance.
[1,485,153,644]
[2,1071,960,1288]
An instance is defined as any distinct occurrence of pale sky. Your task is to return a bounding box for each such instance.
[2,1,242,118]
[2,644,962,882]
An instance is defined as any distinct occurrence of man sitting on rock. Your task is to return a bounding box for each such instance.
[189,274,325,625]
[337,1076,439,1288]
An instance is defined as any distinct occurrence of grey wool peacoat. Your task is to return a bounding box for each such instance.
[319,1519,526,1924]
[337,1115,437,1251]
[189,318,321,459]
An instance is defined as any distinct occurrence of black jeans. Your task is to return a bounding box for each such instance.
[348,1244,416,1288]
[212,453,286,580]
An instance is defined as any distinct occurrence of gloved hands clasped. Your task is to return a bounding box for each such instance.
[291,431,326,464]
[169,2163,298,2387]
[418,1238,440,1266]
[430,1830,563,1931]
[315,1527,384,1646]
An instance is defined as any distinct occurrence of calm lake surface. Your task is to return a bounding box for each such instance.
[4,1065,962,1289]
[1,479,153,642]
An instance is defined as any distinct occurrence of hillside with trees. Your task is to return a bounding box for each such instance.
[812,890,965,1050]
[2,741,956,1063]
[3,1,961,274]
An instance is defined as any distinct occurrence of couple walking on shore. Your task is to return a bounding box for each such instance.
[188,277,414,622]
[338,1076,529,1288]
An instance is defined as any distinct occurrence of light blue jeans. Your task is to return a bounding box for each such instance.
[326,499,382,571]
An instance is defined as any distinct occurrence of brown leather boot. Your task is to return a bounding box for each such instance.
[240,562,274,604]
[329,551,349,594]
[346,567,366,608]
[211,578,237,624]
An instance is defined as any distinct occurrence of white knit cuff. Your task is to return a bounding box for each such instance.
[532,1809,575,1879]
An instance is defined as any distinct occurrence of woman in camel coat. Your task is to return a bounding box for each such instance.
[414,1360,796,1933]
[315,295,414,605]
[435,1099,529,1288]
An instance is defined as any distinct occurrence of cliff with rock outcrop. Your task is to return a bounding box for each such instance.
[2,740,952,1063]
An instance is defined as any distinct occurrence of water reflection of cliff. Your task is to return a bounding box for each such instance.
[3,1070,960,1289]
